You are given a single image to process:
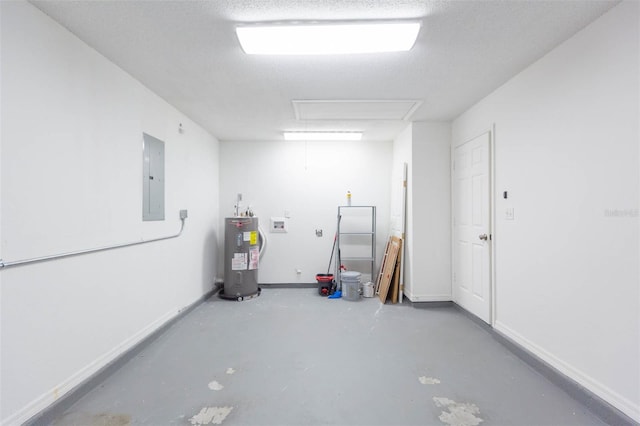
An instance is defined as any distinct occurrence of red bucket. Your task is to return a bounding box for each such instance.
[316,273,334,296]
[315,273,334,283]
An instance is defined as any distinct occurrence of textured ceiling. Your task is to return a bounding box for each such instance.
[30,0,618,142]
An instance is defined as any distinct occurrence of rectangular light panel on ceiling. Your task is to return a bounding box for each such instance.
[236,22,420,55]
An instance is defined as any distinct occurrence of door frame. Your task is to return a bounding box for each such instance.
[450,126,497,326]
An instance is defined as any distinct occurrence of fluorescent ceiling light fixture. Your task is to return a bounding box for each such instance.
[236,22,420,55]
[284,131,362,141]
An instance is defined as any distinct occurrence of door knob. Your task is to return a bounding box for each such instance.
[479,234,488,241]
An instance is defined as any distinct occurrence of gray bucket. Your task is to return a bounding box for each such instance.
[341,271,361,301]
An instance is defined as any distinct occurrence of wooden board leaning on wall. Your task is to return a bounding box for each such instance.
[375,236,402,304]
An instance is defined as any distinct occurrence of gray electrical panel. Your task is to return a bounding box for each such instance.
[142,133,165,221]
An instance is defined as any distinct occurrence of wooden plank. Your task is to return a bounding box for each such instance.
[390,239,403,304]
[390,264,399,304]
[378,236,401,303]
[375,239,391,294]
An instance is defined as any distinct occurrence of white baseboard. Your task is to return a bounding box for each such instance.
[405,292,452,302]
[494,320,640,423]
[2,308,179,426]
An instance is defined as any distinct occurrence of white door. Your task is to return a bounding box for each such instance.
[453,132,492,324]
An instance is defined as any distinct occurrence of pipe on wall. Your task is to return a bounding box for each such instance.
[0,216,187,270]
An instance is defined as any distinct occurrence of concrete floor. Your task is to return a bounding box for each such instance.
[47,288,611,426]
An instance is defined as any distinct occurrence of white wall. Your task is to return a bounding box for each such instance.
[391,122,451,301]
[0,2,220,424]
[452,1,639,421]
[219,140,391,284]
[411,122,451,301]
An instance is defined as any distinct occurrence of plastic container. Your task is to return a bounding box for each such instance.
[316,273,334,296]
[362,281,374,298]
[341,271,361,301]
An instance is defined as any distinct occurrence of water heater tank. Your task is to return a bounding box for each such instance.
[221,217,260,301]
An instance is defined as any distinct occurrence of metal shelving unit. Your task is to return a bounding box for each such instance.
[336,205,376,288]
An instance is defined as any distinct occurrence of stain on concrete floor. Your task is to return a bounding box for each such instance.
[208,380,224,391]
[433,397,483,426]
[189,406,233,425]
[419,376,441,385]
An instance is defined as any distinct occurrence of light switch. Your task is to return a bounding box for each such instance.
[505,207,515,220]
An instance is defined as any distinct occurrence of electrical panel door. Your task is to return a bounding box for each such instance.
[142,133,165,221]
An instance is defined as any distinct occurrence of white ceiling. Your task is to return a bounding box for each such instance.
[30,0,617,142]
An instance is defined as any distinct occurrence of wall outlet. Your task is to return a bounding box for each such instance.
[180,209,188,219]
[270,217,287,233]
